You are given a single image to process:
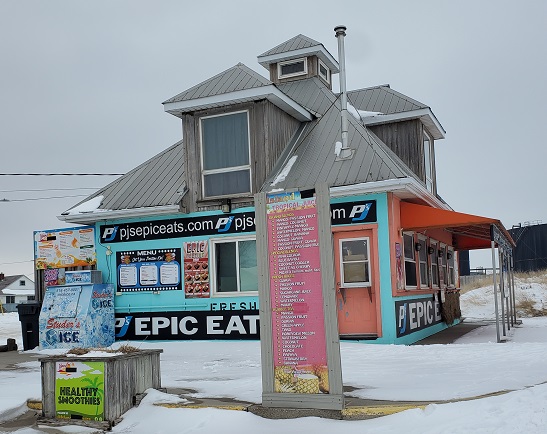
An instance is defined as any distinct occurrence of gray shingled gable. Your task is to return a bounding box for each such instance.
[347,85,427,114]
[63,140,186,214]
[163,63,271,104]
[0,275,25,291]
[261,86,414,192]
[258,34,322,57]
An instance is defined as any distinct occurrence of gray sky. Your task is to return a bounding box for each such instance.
[1,0,546,278]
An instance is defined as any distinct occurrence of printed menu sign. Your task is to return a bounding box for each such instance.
[34,226,96,269]
[266,191,329,394]
[116,249,181,292]
[183,241,210,298]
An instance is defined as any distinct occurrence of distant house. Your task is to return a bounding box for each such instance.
[0,274,35,313]
[58,32,513,344]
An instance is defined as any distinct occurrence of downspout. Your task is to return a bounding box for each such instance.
[334,25,354,160]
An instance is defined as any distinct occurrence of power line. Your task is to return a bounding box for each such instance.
[1,194,88,202]
[0,187,100,193]
[0,173,123,176]
[0,259,34,265]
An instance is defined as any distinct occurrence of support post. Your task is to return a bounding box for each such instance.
[492,240,501,343]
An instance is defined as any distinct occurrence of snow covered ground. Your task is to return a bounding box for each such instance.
[1,275,547,433]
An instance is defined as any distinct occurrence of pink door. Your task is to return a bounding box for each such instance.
[334,230,378,338]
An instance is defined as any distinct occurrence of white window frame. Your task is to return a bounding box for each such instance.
[278,57,308,79]
[423,129,434,192]
[209,235,258,297]
[417,235,429,288]
[318,59,330,83]
[447,247,456,288]
[430,240,440,288]
[199,110,252,199]
[338,236,372,288]
[439,242,447,288]
[6,295,15,304]
[403,232,418,289]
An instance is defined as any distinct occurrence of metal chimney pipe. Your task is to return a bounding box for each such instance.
[334,25,353,159]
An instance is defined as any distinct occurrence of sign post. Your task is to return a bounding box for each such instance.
[256,184,343,410]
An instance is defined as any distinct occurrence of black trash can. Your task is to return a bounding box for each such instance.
[17,302,41,351]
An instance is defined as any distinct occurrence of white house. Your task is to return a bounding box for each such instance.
[0,273,35,313]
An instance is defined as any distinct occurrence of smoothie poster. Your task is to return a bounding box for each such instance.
[55,361,105,421]
[116,249,181,292]
[266,190,329,394]
[34,226,96,269]
[183,241,210,298]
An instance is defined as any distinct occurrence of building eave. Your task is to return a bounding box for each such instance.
[163,85,313,122]
[57,205,181,225]
[330,177,450,210]
[361,107,446,140]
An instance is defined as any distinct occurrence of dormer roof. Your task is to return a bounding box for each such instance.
[257,34,339,73]
[163,63,312,121]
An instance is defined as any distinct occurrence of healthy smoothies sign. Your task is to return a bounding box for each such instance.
[256,186,343,410]
[267,191,329,394]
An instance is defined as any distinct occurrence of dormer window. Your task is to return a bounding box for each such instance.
[423,129,434,192]
[278,58,307,79]
[318,59,330,83]
[200,111,252,198]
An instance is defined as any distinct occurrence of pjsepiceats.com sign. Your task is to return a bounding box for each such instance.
[99,201,376,244]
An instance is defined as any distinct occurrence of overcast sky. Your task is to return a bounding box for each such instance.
[1,0,546,278]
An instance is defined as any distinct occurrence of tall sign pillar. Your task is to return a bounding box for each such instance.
[255,184,343,410]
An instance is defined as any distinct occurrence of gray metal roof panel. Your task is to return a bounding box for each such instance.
[259,34,322,57]
[262,96,411,191]
[347,85,427,114]
[64,141,186,213]
[277,77,337,115]
[163,63,271,104]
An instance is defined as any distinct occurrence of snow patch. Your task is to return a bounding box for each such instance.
[66,195,104,215]
[270,156,297,186]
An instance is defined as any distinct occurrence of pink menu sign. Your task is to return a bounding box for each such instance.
[267,191,330,394]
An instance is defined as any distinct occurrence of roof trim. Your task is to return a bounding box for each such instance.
[57,205,181,225]
[361,107,446,140]
[329,177,449,209]
[163,85,313,121]
[258,45,340,74]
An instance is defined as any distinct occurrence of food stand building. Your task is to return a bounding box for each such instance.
[56,32,514,345]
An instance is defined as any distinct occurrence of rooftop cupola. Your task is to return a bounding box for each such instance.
[257,34,339,88]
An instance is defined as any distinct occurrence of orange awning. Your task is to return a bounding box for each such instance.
[400,202,515,251]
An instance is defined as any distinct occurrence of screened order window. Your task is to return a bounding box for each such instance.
[447,247,456,287]
[430,240,440,287]
[403,232,417,288]
[340,238,371,287]
[200,111,251,198]
[418,237,429,287]
[278,58,307,79]
[212,237,257,294]
[439,244,447,287]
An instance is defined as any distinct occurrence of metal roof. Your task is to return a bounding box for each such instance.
[262,85,414,192]
[347,85,427,114]
[257,34,339,73]
[62,140,186,215]
[163,63,271,105]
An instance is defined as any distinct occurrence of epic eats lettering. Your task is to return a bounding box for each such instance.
[115,310,260,340]
[395,297,443,337]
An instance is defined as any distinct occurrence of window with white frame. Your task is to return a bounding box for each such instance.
[417,237,429,287]
[439,243,447,287]
[447,247,456,287]
[200,111,251,198]
[19,280,26,286]
[430,240,439,287]
[318,59,330,83]
[403,232,417,288]
[211,236,257,295]
[6,296,15,304]
[423,129,434,192]
[278,58,307,79]
[339,237,371,287]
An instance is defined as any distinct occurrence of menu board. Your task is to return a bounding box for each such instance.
[34,227,96,269]
[267,191,329,394]
[183,241,210,298]
[116,249,181,292]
